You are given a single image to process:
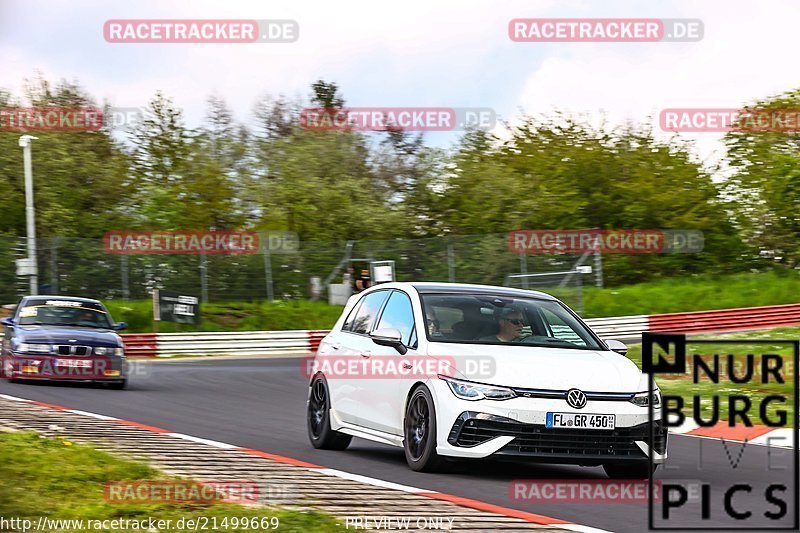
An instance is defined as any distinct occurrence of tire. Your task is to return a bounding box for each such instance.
[107,379,127,390]
[307,376,352,450]
[1,356,16,383]
[403,385,444,472]
[603,461,657,479]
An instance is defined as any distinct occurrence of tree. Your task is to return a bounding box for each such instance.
[724,89,800,267]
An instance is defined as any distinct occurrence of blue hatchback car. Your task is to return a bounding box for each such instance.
[1,296,128,389]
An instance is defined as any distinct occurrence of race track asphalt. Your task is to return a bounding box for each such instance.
[1,358,796,532]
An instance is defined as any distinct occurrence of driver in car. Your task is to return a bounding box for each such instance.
[480,306,524,342]
[77,309,96,325]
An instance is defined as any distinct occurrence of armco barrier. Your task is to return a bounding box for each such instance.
[120,333,158,357]
[154,330,312,357]
[648,303,800,334]
[584,315,649,341]
[309,330,329,353]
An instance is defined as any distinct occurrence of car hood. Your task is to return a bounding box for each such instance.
[16,325,122,346]
[426,342,644,392]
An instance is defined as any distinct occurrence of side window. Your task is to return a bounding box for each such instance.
[350,291,390,334]
[375,291,416,346]
[342,300,363,332]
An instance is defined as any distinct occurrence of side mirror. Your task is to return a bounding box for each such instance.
[370,327,407,355]
[606,339,628,356]
[114,322,128,331]
[1,317,14,327]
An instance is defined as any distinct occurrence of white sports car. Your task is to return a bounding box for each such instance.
[307,282,666,478]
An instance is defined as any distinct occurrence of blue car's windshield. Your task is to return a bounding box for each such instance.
[17,299,113,329]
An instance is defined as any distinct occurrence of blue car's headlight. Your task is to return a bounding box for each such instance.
[439,375,516,401]
[94,347,125,357]
[17,343,51,354]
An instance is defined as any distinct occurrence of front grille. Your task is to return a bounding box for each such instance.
[54,345,91,356]
[450,414,666,459]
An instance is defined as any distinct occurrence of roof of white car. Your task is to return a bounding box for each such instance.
[373,282,557,300]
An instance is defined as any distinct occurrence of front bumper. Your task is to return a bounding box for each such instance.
[4,353,127,382]
[429,379,667,464]
[448,411,666,464]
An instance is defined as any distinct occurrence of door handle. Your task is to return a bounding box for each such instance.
[330,343,341,350]
[361,351,371,358]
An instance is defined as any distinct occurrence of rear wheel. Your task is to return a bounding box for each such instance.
[603,461,657,479]
[307,376,351,450]
[403,385,444,472]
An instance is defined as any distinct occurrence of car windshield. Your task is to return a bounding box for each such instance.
[420,293,602,350]
[17,299,114,329]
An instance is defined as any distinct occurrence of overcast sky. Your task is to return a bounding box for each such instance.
[2,0,799,166]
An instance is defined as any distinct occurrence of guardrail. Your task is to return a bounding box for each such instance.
[121,333,158,357]
[2,302,798,357]
[648,303,800,334]
[584,315,649,341]
[153,330,313,357]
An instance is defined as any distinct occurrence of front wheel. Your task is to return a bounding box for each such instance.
[603,461,657,479]
[106,379,127,390]
[403,385,444,472]
[1,356,16,383]
[307,376,352,450]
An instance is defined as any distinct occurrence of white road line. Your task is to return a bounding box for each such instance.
[749,428,795,448]
[555,524,614,533]
[67,409,119,421]
[0,394,30,402]
[164,432,240,449]
[315,468,435,494]
[672,431,794,449]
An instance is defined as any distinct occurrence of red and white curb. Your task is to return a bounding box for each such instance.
[0,393,608,533]
[668,417,794,448]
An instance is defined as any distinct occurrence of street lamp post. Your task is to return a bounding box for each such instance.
[19,135,39,295]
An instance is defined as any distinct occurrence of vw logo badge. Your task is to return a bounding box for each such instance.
[566,388,587,409]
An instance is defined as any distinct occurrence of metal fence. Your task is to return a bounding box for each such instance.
[0,233,600,309]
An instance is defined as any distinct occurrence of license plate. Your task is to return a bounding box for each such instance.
[546,412,616,430]
[55,359,92,368]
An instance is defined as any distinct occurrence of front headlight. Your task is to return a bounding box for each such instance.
[94,347,125,357]
[17,343,51,354]
[439,375,516,401]
[630,390,661,407]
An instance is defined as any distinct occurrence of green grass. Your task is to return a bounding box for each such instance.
[0,432,341,532]
[105,299,344,333]
[625,325,798,424]
[582,270,800,318]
